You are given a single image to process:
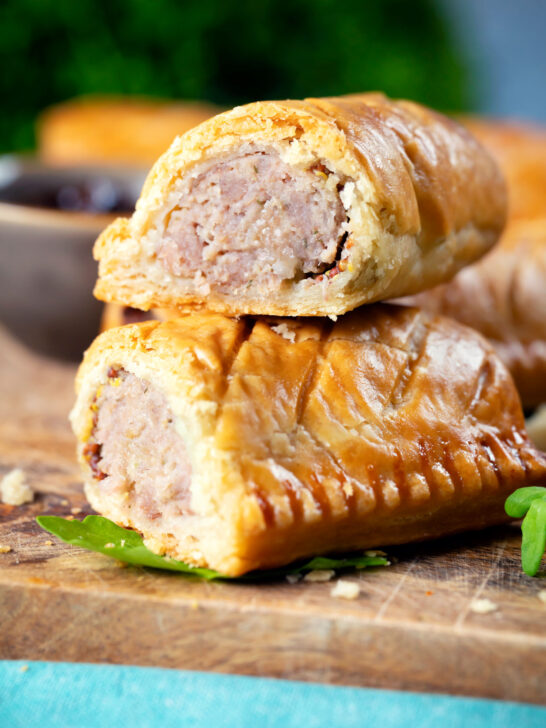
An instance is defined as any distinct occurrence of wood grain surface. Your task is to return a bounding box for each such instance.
[0,325,544,704]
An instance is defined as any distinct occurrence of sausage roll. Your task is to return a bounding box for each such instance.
[462,118,546,221]
[93,93,506,317]
[71,306,546,576]
[38,95,220,167]
[405,216,546,411]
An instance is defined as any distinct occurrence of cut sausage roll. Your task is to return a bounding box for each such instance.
[71,305,546,576]
[93,93,506,317]
[404,218,546,410]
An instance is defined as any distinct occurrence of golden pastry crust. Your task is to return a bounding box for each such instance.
[463,117,546,221]
[38,95,221,167]
[71,306,546,576]
[405,217,546,409]
[93,93,506,317]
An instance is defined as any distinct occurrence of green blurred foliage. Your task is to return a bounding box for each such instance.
[0,0,468,153]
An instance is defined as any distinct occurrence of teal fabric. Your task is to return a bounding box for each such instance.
[0,661,544,727]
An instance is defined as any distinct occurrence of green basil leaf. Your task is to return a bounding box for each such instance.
[37,515,220,578]
[36,515,388,580]
[504,486,546,518]
[521,499,546,577]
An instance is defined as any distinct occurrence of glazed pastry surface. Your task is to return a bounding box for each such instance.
[71,306,546,575]
[93,93,506,317]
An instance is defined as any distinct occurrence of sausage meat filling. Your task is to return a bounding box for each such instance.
[157,147,348,292]
[84,368,192,523]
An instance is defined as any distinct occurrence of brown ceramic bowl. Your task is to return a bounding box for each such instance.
[0,156,145,360]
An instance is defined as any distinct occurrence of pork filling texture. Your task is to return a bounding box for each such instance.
[85,368,192,524]
[157,147,348,292]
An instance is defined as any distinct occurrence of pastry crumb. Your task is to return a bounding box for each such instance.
[304,569,335,583]
[70,507,82,515]
[470,598,498,614]
[0,544,12,554]
[270,432,295,457]
[364,549,386,557]
[61,499,70,506]
[0,468,33,506]
[286,574,301,584]
[331,580,360,600]
[343,482,354,497]
[339,181,356,211]
[104,543,115,549]
[43,540,53,547]
[19,665,28,673]
[537,589,546,604]
[270,323,296,343]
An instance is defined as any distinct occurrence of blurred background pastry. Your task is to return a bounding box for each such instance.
[38,96,221,168]
[462,119,546,221]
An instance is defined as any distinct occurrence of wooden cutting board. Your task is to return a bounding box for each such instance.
[0,325,544,705]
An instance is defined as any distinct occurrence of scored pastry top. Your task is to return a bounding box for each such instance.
[93,93,507,317]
